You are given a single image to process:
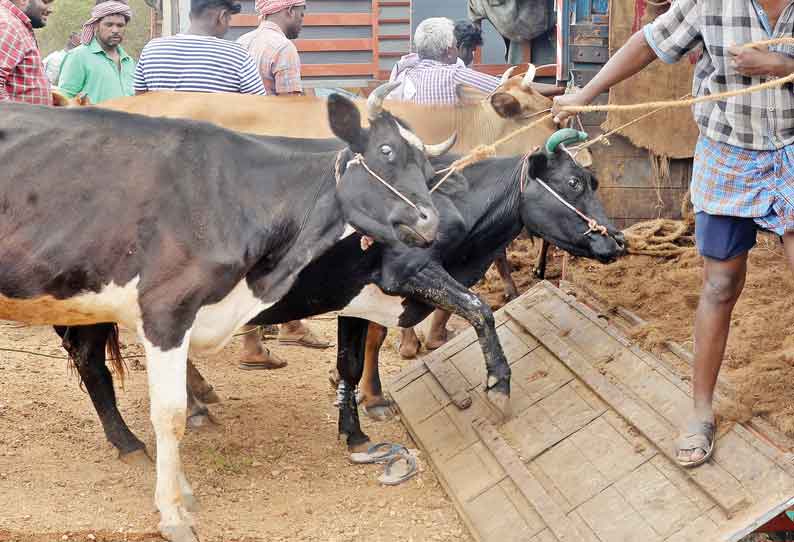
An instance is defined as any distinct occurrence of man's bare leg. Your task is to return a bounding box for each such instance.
[239,325,288,370]
[278,320,331,349]
[425,309,453,350]
[678,253,748,464]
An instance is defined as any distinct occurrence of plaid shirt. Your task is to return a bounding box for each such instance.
[692,136,794,234]
[0,0,50,104]
[388,57,500,105]
[644,0,794,150]
[237,22,302,95]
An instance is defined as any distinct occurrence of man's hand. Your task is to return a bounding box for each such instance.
[552,92,592,125]
[728,45,788,77]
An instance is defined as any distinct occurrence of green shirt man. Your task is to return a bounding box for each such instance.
[58,2,134,103]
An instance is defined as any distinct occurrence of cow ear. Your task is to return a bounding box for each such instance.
[528,152,548,180]
[490,92,523,118]
[327,94,367,153]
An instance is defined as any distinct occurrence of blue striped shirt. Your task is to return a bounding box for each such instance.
[134,34,266,95]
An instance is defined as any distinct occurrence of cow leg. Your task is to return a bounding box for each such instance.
[336,316,370,450]
[534,240,550,279]
[141,330,197,542]
[398,263,511,414]
[359,322,393,421]
[55,325,149,461]
[493,250,520,301]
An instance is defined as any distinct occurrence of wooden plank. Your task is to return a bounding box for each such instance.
[294,38,373,52]
[665,515,720,542]
[378,17,409,24]
[507,347,574,415]
[534,437,610,511]
[474,418,594,542]
[435,441,507,504]
[568,415,653,484]
[650,455,715,515]
[301,64,374,76]
[464,483,546,541]
[390,372,450,425]
[504,300,750,516]
[613,461,702,538]
[577,486,661,542]
[424,358,473,410]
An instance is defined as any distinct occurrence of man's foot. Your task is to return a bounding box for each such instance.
[425,327,450,350]
[398,329,420,359]
[278,327,331,349]
[675,418,716,468]
[239,348,288,370]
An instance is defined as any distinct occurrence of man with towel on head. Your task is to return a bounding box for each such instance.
[237,0,305,96]
[235,0,334,370]
[58,0,135,103]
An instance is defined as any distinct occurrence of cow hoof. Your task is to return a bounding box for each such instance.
[161,524,199,542]
[119,448,153,467]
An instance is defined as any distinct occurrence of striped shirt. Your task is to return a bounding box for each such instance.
[134,34,266,95]
[387,55,500,105]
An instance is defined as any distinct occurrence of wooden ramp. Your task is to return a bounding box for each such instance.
[389,281,794,542]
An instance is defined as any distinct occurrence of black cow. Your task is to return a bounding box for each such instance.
[0,83,448,542]
[54,129,625,460]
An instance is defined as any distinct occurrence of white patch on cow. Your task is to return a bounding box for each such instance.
[395,121,425,151]
[340,284,405,327]
[0,276,142,328]
[139,329,194,531]
[340,223,357,240]
[189,279,274,353]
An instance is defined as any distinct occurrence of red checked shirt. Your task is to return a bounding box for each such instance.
[0,0,51,105]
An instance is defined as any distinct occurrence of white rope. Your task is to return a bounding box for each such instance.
[334,150,421,211]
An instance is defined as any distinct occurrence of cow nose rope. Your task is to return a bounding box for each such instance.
[520,153,609,237]
[335,150,420,212]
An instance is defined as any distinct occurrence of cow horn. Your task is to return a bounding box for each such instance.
[520,63,537,89]
[499,66,518,85]
[367,81,401,120]
[425,132,458,157]
[545,128,588,153]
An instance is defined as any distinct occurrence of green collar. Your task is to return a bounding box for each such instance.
[88,37,131,61]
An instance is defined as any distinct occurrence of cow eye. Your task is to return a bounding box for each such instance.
[380,144,394,160]
[568,177,582,191]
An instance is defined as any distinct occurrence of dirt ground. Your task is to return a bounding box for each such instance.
[0,318,469,542]
[2,232,791,541]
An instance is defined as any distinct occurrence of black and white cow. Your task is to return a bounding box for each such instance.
[54,129,625,459]
[0,83,451,542]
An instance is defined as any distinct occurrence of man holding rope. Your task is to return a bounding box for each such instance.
[553,0,794,468]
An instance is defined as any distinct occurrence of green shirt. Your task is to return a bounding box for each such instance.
[57,38,135,104]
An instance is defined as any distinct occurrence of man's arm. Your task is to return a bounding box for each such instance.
[272,44,303,96]
[455,66,501,95]
[0,24,24,101]
[553,0,702,123]
[56,51,86,98]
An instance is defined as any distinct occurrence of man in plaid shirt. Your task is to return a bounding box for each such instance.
[554,0,794,468]
[0,0,54,104]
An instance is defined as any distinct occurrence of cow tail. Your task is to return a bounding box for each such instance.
[106,324,127,389]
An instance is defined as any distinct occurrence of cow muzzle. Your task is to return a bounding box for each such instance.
[395,205,439,248]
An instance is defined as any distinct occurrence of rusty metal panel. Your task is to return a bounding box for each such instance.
[390,282,794,542]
